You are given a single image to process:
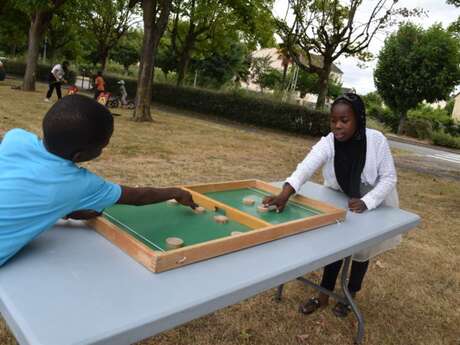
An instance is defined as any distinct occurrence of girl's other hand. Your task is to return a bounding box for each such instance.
[348,198,367,213]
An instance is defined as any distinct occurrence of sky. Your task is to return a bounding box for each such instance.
[273,0,460,94]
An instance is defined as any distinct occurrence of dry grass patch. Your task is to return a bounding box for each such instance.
[0,79,459,345]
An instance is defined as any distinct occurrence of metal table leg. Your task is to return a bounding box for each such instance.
[275,256,365,344]
[341,256,365,344]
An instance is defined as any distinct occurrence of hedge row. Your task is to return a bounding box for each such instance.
[103,74,330,137]
[5,61,330,137]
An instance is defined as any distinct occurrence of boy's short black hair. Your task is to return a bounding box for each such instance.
[43,94,114,159]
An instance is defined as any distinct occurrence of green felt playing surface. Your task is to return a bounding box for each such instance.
[205,188,323,224]
[103,203,251,252]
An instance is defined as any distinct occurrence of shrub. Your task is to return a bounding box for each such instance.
[408,103,459,136]
[431,131,460,149]
[400,117,433,140]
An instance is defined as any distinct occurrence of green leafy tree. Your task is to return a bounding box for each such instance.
[0,1,29,56]
[13,0,69,91]
[277,0,421,110]
[295,69,342,99]
[78,0,140,72]
[167,0,275,86]
[192,42,248,88]
[111,30,142,74]
[374,23,460,133]
[258,67,283,91]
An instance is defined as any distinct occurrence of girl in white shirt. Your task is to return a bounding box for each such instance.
[264,93,399,317]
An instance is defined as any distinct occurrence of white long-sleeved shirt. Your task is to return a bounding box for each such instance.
[286,128,397,210]
[51,64,65,81]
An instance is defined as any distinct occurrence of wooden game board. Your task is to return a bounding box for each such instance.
[87,180,346,272]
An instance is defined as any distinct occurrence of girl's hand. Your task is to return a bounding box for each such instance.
[263,194,289,212]
[262,183,296,213]
[348,198,367,213]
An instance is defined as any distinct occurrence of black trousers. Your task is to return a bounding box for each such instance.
[46,74,62,99]
[320,259,369,294]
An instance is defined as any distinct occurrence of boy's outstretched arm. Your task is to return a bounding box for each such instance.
[117,186,198,208]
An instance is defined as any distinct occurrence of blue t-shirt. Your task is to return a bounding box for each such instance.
[0,129,122,265]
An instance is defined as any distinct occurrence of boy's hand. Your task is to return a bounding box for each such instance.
[348,198,367,213]
[172,188,198,209]
[65,210,102,220]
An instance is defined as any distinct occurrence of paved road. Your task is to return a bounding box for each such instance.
[389,140,460,167]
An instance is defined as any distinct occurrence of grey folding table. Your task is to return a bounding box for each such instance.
[0,182,420,345]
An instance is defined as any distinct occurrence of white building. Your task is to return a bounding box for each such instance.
[242,48,344,106]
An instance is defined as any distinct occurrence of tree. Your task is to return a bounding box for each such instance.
[167,0,275,86]
[14,0,68,91]
[132,0,173,122]
[374,23,460,134]
[78,0,140,72]
[111,30,142,74]
[258,68,283,91]
[192,42,249,88]
[0,1,29,56]
[295,68,342,99]
[447,0,460,40]
[277,0,415,110]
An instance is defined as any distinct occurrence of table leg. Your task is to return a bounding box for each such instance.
[274,256,365,344]
[341,256,365,344]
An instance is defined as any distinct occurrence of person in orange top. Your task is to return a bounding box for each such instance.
[94,71,106,100]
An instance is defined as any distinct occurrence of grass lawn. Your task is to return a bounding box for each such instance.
[0,79,459,345]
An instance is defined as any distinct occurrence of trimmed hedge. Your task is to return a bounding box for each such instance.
[104,74,330,136]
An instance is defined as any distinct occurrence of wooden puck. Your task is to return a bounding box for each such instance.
[257,204,277,213]
[193,206,206,214]
[166,237,184,249]
[243,197,255,206]
[166,199,178,206]
[214,215,229,224]
[231,231,243,236]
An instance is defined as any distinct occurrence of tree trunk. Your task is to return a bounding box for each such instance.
[133,0,172,122]
[100,49,109,73]
[176,39,194,86]
[397,111,407,135]
[315,61,332,110]
[23,12,51,91]
[282,64,288,88]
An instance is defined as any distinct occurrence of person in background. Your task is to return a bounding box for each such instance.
[44,61,69,102]
[0,58,5,81]
[94,71,106,100]
[117,80,128,107]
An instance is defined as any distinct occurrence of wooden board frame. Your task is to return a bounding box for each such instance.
[87,180,346,272]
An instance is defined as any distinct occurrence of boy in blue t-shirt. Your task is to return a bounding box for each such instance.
[0,94,197,266]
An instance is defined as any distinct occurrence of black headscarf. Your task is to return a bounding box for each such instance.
[332,93,367,198]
